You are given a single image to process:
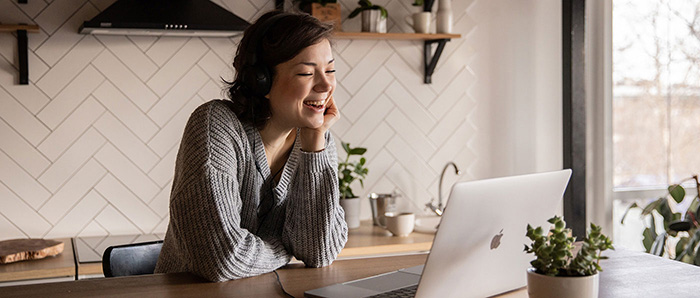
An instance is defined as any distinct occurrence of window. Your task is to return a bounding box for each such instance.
[612,0,700,250]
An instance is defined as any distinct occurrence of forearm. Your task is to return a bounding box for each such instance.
[170,167,292,281]
[283,150,348,267]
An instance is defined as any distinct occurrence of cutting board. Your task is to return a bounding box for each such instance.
[0,239,64,264]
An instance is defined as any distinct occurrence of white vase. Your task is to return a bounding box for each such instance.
[436,0,453,34]
[339,197,361,229]
[526,268,599,298]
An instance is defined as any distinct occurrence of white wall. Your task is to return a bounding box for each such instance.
[0,0,561,240]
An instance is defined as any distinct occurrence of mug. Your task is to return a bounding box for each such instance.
[405,12,432,34]
[385,212,415,237]
[368,192,397,227]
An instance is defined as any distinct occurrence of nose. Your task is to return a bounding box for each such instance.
[313,73,333,94]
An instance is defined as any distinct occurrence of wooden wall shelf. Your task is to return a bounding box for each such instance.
[334,32,462,84]
[334,32,461,40]
[0,24,40,33]
[0,24,40,85]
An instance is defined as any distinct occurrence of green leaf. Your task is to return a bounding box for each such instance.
[642,228,654,253]
[360,157,366,165]
[668,184,686,203]
[650,232,666,256]
[675,237,689,260]
[349,147,367,155]
[379,6,388,19]
[342,142,351,154]
[348,7,362,19]
[620,202,639,224]
[641,198,662,216]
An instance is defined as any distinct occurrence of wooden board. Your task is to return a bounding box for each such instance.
[0,239,64,264]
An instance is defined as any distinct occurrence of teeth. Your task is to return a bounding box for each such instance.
[304,100,325,106]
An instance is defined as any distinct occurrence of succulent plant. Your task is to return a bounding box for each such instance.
[524,216,614,276]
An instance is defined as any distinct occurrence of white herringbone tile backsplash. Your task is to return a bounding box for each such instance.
[0,0,479,240]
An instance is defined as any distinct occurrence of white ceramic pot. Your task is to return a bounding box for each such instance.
[361,10,387,33]
[339,197,361,229]
[436,0,453,33]
[526,268,599,298]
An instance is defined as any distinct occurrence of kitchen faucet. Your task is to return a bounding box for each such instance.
[426,162,461,216]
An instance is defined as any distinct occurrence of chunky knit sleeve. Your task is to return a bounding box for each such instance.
[160,102,292,282]
[282,133,349,267]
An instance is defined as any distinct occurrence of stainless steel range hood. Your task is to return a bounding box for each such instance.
[79,0,250,37]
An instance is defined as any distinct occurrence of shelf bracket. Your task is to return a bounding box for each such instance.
[423,38,450,84]
[17,29,28,85]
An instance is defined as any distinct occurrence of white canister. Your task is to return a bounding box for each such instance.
[436,0,453,33]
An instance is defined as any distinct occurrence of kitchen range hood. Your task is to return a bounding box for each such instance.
[79,0,250,37]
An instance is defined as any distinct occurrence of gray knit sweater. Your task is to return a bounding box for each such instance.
[154,100,348,282]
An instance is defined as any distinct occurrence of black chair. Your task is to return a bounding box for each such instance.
[102,240,164,277]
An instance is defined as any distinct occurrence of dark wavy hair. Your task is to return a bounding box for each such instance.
[225,11,334,130]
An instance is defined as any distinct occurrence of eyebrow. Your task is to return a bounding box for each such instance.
[297,59,335,66]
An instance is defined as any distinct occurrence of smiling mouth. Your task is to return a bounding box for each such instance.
[303,99,326,109]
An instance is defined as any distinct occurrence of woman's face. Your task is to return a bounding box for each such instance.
[266,38,336,130]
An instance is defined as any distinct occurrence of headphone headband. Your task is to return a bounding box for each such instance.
[243,12,289,97]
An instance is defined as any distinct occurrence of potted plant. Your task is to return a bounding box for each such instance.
[620,175,700,264]
[338,142,368,229]
[348,0,388,33]
[524,216,614,298]
[295,0,342,31]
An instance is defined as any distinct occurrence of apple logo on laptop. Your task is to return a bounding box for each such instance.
[490,229,504,250]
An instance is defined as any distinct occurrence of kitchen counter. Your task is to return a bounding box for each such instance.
[75,220,435,277]
[0,221,434,283]
[0,238,74,284]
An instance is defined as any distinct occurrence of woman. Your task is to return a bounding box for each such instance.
[154,11,348,282]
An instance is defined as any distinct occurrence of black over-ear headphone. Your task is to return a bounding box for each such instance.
[242,13,289,97]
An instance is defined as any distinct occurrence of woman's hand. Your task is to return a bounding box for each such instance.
[300,95,339,152]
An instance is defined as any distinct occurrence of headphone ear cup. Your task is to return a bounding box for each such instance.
[252,65,272,97]
[241,64,271,97]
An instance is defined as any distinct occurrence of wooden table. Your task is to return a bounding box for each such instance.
[4,248,700,297]
[0,238,74,283]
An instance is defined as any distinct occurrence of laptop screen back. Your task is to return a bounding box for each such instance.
[415,169,572,298]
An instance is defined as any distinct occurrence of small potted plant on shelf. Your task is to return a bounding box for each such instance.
[338,142,369,229]
[620,175,700,264]
[524,216,614,298]
[348,0,388,33]
[295,0,342,31]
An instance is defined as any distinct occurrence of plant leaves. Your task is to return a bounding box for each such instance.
[675,237,689,260]
[668,184,686,203]
[349,148,367,155]
[642,228,654,253]
[348,7,362,19]
[641,198,663,216]
[650,232,666,256]
[620,202,639,224]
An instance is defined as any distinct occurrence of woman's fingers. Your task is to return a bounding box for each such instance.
[323,95,339,129]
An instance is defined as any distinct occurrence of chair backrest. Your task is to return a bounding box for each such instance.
[102,240,163,277]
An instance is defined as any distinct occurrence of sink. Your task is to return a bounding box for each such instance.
[414,216,441,234]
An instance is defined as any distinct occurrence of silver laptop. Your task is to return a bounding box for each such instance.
[305,169,572,298]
